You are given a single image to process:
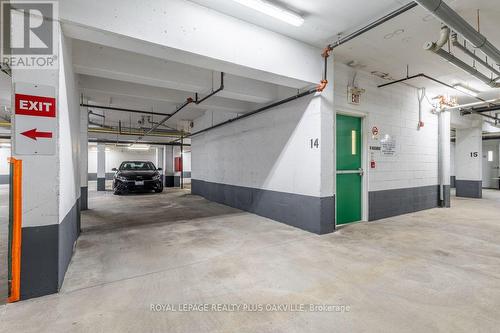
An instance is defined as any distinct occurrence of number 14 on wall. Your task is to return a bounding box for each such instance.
[310,138,319,149]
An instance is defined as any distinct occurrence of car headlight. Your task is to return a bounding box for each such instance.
[116,175,128,181]
[152,173,161,180]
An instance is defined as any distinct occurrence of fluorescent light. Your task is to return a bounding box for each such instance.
[0,142,11,148]
[128,144,150,150]
[232,0,304,27]
[453,84,479,97]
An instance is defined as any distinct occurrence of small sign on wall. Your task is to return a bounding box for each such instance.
[347,86,365,105]
[14,82,57,155]
[380,134,397,157]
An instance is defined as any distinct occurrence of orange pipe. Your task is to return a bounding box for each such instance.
[316,79,328,92]
[8,158,22,303]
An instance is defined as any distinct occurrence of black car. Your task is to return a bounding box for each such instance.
[112,161,163,195]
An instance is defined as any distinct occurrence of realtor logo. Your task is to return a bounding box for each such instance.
[1,1,58,68]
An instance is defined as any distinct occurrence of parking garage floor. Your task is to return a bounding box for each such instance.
[1,185,500,332]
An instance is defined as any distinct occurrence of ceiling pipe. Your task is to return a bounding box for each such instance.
[425,25,450,52]
[134,72,225,144]
[430,47,500,88]
[415,0,500,66]
[179,49,333,140]
[377,72,488,100]
[81,104,172,117]
[133,97,193,144]
[451,35,500,78]
[423,25,500,88]
[440,98,500,112]
[194,72,224,104]
[88,138,190,146]
[89,127,182,138]
[377,73,500,122]
[469,104,500,113]
[327,2,418,50]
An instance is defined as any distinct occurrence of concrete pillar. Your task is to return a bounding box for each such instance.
[80,106,88,209]
[97,143,106,191]
[455,126,482,198]
[155,146,164,182]
[9,14,81,299]
[164,145,175,187]
[438,111,451,207]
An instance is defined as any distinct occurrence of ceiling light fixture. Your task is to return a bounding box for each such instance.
[232,0,304,27]
[128,144,150,151]
[453,84,480,97]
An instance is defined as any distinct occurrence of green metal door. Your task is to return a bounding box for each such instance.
[336,114,362,225]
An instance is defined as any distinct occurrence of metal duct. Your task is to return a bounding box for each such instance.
[425,26,450,52]
[451,35,500,78]
[415,0,500,65]
[429,47,500,88]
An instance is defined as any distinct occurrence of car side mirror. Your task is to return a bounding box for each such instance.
[112,168,117,171]
[157,168,162,171]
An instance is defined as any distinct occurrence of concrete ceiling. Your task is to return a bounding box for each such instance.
[75,39,296,138]
[190,0,500,101]
[334,0,500,100]
[188,0,413,47]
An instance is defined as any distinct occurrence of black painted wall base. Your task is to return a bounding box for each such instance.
[81,186,88,211]
[174,176,181,187]
[88,172,114,181]
[456,179,482,198]
[20,224,59,299]
[192,179,335,234]
[442,185,451,208]
[164,175,175,187]
[369,185,443,221]
[451,176,456,188]
[58,199,81,289]
[97,177,106,191]
[20,200,81,300]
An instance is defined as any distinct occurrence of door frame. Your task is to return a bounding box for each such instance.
[335,109,369,227]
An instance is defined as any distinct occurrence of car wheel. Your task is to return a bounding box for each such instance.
[155,184,163,193]
[113,188,122,195]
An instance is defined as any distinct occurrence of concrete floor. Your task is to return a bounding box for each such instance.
[1,185,500,332]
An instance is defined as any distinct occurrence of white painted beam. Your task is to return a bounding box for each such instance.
[60,0,322,88]
[73,40,292,103]
[88,131,181,144]
[79,75,256,113]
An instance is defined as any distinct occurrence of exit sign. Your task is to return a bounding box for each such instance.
[348,86,363,105]
[14,83,57,156]
[15,94,56,118]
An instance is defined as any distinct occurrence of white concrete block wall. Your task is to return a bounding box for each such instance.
[456,127,482,181]
[482,139,500,189]
[59,34,81,221]
[334,63,439,192]
[192,94,324,197]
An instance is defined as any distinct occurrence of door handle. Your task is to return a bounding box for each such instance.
[358,168,364,176]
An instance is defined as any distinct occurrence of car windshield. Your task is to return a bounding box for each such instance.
[119,161,156,171]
